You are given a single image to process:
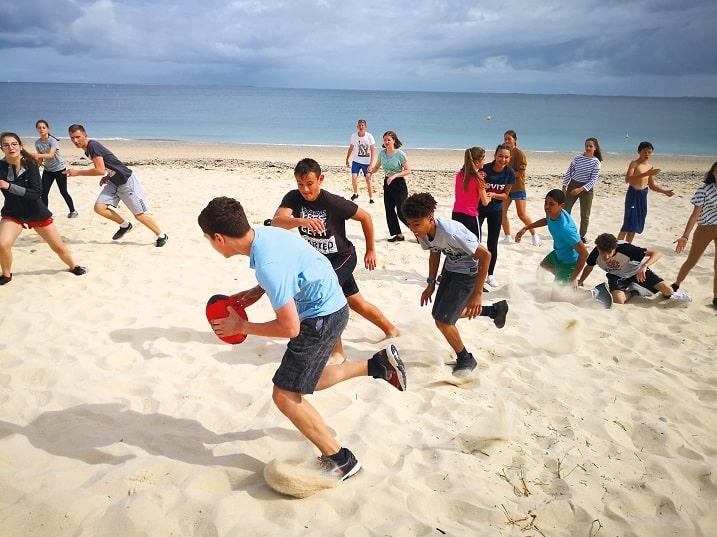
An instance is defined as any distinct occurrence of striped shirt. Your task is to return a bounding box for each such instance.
[691,183,717,225]
[562,154,601,191]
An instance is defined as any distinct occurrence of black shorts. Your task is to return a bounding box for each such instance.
[607,268,663,294]
[432,271,476,325]
[330,250,359,297]
[272,305,349,394]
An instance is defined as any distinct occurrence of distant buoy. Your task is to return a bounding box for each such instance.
[485,115,492,121]
[625,133,630,138]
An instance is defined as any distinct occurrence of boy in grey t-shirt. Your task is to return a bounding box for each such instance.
[403,192,509,376]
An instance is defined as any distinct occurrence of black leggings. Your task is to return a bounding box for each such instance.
[383,176,408,236]
[42,169,75,212]
[478,210,501,275]
[452,211,481,242]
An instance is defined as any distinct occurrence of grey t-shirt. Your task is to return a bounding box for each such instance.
[35,137,65,172]
[418,217,479,275]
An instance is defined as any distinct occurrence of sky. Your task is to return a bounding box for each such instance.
[2,0,717,97]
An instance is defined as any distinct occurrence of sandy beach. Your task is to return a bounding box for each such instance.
[1,140,715,536]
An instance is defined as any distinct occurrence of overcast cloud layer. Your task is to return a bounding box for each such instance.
[2,0,716,97]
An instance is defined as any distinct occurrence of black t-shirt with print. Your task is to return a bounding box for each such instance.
[481,161,516,213]
[279,189,358,261]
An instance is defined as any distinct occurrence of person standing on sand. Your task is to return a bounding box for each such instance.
[345,119,376,204]
[562,137,603,243]
[452,146,489,241]
[617,141,674,244]
[500,130,540,246]
[672,161,717,309]
[199,196,406,482]
[31,120,78,218]
[0,132,86,285]
[65,124,168,247]
[272,158,399,364]
[369,131,411,242]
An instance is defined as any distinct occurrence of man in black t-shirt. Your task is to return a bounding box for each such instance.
[578,233,690,304]
[67,125,168,247]
[272,158,399,362]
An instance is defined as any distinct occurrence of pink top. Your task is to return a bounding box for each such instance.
[453,169,482,217]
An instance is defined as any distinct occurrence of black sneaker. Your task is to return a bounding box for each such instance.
[671,282,680,292]
[372,345,406,391]
[350,193,359,201]
[387,234,405,242]
[369,199,375,204]
[263,218,272,226]
[318,449,362,481]
[452,353,477,377]
[493,300,509,328]
[0,274,12,286]
[155,234,168,247]
[112,223,133,240]
[69,265,86,276]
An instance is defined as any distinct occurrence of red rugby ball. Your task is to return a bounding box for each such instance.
[206,294,248,344]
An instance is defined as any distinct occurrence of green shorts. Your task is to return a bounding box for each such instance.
[542,251,576,284]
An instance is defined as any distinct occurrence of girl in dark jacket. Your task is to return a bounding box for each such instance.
[0,132,85,285]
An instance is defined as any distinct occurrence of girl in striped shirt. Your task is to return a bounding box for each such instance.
[672,161,717,309]
[562,137,603,242]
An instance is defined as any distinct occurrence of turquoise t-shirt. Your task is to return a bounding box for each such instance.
[378,149,407,175]
[249,226,346,320]
[547,209,581,263]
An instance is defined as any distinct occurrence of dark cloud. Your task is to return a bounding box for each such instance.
[2,0,716,96]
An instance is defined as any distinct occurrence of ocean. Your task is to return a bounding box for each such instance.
[1,82,715,156]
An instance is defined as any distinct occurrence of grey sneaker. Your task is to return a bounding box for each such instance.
[593,282,614,308]
[68,211,79,218]
[372,344,406,391]
[669,289,691,302]
[452,353,477,377]
[112,222,133,240]
[627,282,652,297]
[318,449,362,481]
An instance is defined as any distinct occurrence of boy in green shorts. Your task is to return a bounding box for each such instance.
[516,189,611,307]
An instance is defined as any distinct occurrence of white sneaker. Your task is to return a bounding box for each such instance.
[669,290,691,302]
[501,235,514,244]
[486,275,499,288]
[531,234,541,247]
[627,282,652,297]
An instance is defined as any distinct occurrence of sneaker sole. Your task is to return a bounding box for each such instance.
[595,283,614,308]
[493,301,509,328]
[387,345,407,391]
[340,460,362,481]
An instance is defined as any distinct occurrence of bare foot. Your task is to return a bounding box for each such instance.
[384,327,401,339]
[327,353,346,366]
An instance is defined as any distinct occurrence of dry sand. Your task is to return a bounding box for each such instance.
[1,140,715,536]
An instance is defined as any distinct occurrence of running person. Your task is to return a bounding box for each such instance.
[501,130,539,245]
[562,137,603,243]
[0,132,86,285]
[345,119,376,203]
[32,120,77,218]
[199,196,406,482]
[403,192,509,376]
[479,143,515,287]
[272,158,399,362]
[66,125,167,246]
[672,161,717,309]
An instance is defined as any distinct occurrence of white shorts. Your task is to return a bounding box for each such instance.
[96,173,150,215]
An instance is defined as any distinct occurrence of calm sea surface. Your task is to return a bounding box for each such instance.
[1,83,715,156]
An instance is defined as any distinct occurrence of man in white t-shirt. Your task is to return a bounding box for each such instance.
[344,119,376,203]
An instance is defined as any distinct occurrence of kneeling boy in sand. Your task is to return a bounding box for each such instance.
[402,192,508,376]
[617,141,673,243]
[199,196,406,482]
[516,189,611,307]
[578,233,690,304]
[271,158,399,363]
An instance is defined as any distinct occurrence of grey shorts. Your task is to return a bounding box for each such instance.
[96,173,150,215]
[432,270,476,325]
[272,304,349,394]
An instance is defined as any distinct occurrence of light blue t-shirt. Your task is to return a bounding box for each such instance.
[249,226,346,321]
[547,209,581,263]
[378,149,407,175]
[418,217,479,275]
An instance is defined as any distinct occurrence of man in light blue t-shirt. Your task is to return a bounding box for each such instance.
[198,196,406,485]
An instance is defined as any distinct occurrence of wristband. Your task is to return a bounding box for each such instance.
[680,236,688,240]
[426,277,436,285]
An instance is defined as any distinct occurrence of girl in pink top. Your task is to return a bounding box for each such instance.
[452,146,489,241]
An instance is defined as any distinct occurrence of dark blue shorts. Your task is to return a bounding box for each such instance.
[272,305,349,394]
[509,191,527,201]
[351,162,370,176]
[432,271,477,325]
[620,187,648,233]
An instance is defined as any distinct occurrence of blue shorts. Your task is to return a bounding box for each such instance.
[351,162,370,176]
[509,191,527,201]
[620,187,648,234]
